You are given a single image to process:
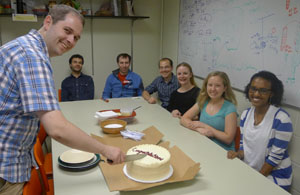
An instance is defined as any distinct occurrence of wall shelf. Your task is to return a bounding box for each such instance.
[0,13,149,20]
[85,15,149,19]
[0,13,12,16]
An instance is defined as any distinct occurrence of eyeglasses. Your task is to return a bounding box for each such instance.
[249,86,271,95]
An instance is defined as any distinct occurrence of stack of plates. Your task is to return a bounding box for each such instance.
[58,149,101,172]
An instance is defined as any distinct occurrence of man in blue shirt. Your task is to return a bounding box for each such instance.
[102,53,144,100]
[61,54,94,101]
[142,58,179,109]
[0,5,124,194]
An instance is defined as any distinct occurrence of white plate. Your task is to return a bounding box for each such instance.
[123,164,173,183]
[60,149,95,164]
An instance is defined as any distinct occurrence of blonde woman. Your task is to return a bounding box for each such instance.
[167,62,200,118]
[180,71,237,151]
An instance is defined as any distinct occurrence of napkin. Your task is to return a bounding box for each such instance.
[120,129,145,141]
[94,111,119,120]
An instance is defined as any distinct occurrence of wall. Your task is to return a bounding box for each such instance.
[162,1,300,194]
[178,0,300,109]
[0,0,162,99]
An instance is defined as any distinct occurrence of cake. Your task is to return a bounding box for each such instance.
[126,144,171,181]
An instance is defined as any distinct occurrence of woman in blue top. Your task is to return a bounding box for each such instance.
[180,71,238,151]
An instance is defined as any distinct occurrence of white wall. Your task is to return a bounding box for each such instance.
[162,0,300,194]
[0,0,162,99]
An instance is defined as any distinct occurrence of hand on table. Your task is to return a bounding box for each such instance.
[100,98,109,103]
[147,97,157,104]
[188,121,206,130]
[227,150,239,159]
[227,150,244,160]
[197,127,214,137]
[171,110,182,118]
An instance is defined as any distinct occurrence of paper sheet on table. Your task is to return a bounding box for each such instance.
[91,126,200,191]
[94,111,119,120]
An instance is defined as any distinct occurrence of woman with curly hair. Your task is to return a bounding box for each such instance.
[180,71,237,151]
[227,71,293,191]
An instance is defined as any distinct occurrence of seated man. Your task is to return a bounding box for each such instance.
[102,53,144,100]
[61,54,94,101]
[142,58,179,109]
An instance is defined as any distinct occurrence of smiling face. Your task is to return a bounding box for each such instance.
[70,57,83,74]
[43,13,83,57]
[118,56,130,75]
[176,66,192,86]
[206,75,226,100]
[159,60,173,81]
[248,77,273,108]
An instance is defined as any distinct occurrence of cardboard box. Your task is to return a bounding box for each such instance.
[91,126,200,191]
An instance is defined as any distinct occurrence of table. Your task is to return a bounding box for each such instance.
[53,97,289,195]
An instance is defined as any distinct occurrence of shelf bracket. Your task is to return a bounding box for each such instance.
[130,18,137,71]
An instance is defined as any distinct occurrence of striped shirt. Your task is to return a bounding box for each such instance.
[240,105,293,190]
[0,29,60,183]
[145,74,179,108]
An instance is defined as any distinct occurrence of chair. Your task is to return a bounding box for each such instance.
[58,89,62,102]
[23,168,54,195]
[23,168,42,195]
[235,126,241,152]
[38,124,49,152]
[34,138,53,177]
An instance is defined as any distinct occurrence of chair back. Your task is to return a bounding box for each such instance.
[235,126,241,151]
[23,168,42,195]
[58,89,62,102]
[34,138,45,165]
[38,124,47,145]
[34,138,50,191]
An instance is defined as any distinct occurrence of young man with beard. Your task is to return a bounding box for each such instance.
[0,5,124,195]
[102,53,144,100]
[61,54,94,101]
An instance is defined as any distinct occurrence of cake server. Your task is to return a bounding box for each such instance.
[107,154,146,163]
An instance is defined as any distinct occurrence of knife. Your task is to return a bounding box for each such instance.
[107,154,146,163]
[125,153,147,162]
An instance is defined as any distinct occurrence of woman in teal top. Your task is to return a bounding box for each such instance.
[200,100,237,150]
[180,71,238,151]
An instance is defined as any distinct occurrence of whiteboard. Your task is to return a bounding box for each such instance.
[178,0,300,108]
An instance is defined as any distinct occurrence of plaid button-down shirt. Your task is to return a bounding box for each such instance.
[145,74,179,108]
[0,29,60,183]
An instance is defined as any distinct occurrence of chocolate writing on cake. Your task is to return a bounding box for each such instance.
[132,148,163,161]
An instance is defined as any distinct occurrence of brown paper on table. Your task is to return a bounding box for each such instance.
[91,126,200,191]
[92,126,164,151]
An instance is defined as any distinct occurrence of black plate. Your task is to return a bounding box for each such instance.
[58,154,101,172]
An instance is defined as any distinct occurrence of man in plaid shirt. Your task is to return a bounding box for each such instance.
[0,5,124,195]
